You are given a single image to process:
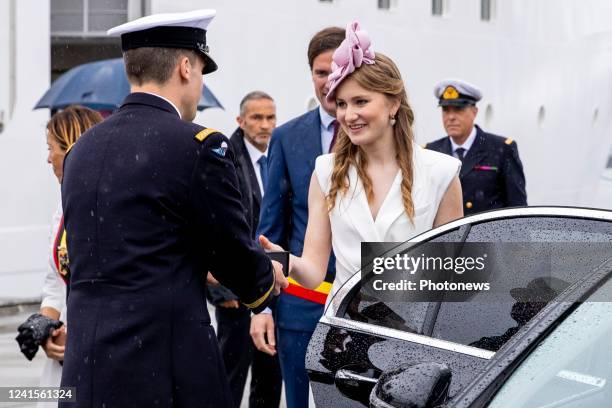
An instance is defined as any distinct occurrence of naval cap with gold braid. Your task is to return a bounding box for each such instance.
[434,78,482,107]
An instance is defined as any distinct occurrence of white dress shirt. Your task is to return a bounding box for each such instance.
[142,92,181,118]
[319,106,336,154]
[449,126,477,159]
[243,136,269,196]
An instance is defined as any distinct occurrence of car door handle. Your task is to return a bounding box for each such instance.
[335,366,381,404]
[335,368,379,385]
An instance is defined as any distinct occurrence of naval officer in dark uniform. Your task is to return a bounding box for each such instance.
[59,9,288,408]
[425,79,527,216]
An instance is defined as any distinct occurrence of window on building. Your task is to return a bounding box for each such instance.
[432,0,448,16]
[378,0,391,10]
[481,0,496,21]
[51,0,146,36]
[49,0,147,80]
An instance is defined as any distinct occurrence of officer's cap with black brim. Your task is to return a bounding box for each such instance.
[434,79,482,107]
[107,9,218,75]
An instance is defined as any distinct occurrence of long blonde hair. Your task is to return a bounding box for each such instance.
[326,53,416,221]
[47,105,103,151]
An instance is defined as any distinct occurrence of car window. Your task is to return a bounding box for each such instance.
[466,216,612,242]
[342,227,464,334]
[488,278,612,408]
[432,217,612,350]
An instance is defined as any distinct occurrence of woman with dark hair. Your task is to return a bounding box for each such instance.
[38,105,102,404]
[260,22,463,300]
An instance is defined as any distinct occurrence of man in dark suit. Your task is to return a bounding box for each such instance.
[207,91,282,407]
[250,27,344,408]
[60,11,287,407]
[426,79,527,216]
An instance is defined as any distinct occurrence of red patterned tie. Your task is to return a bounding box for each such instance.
[329,119,340,152]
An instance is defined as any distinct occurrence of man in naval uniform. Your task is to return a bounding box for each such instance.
[425,79,527,216]
[59,10,288,408]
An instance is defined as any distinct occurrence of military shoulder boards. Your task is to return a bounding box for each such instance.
[194,128,219,142]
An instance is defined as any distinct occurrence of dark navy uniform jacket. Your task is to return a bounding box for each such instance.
[207,128,262,305]
[60,93,275,407]
[426,125,527,216]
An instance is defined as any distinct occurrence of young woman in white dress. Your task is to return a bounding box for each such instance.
[38,106,102,407]
[260,22,464,304]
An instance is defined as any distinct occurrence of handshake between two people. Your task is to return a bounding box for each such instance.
[250,234,291,357]
[209,234,328,356]
[251,234,330,356]
[205,234,293,301]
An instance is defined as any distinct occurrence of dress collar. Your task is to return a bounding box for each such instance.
[243,135,268,163]
[450,125,477,152]
[319,105,336,130]
[141,92,181,118]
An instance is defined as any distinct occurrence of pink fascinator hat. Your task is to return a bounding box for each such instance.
[326,21,375,101]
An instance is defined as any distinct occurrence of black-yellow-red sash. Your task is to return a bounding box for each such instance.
[52,216,70,285]
[284,278,332,305]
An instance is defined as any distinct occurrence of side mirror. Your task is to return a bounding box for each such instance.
[370,362,452,408]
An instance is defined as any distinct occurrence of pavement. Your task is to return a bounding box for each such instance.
[0,302,288,407]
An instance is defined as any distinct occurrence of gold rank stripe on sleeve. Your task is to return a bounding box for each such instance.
[194,128,219,142]
[242,272,275,310]
[505,137,514,145]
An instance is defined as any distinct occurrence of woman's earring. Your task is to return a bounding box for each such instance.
[390,115,397,126]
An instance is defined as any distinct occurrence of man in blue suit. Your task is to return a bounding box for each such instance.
[251,27,344,408]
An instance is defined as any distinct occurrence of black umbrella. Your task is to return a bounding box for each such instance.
[35,58,223,111]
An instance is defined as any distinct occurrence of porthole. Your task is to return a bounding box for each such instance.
[538,106,546,129]
[593,107,599,127]
[484,104,494,127]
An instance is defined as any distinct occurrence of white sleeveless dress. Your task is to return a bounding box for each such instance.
[314,144,461,302]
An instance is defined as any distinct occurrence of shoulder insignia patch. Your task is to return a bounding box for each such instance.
[505,137,514,145]
[195,128,219,142]
[212,141,228,157]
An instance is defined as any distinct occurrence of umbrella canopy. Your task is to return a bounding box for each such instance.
[35,58,223,112]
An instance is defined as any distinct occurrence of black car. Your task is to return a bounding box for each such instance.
[306,207,612,407]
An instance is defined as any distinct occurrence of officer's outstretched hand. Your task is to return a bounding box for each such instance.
[271,260,288,296]
[250,313,276,355]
